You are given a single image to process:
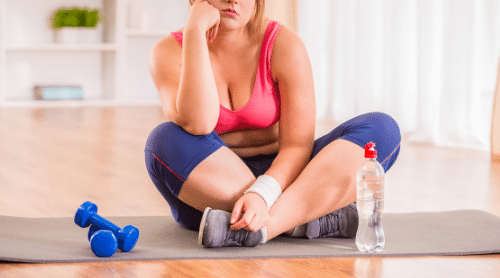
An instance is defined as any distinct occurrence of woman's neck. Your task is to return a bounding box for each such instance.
[209,26,256,56]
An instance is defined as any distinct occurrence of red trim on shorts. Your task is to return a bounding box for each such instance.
[381,142,400,166]
[151,153,186,183]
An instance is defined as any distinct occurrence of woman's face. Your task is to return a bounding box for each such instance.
[206,0,256,31]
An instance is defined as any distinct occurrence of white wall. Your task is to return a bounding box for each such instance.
[124,0,189,102]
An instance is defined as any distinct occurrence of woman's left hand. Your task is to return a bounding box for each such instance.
[230,193,270,232]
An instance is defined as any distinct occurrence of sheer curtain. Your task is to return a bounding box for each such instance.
[297,0,500,150]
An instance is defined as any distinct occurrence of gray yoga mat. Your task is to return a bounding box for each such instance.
[1,210,500,263]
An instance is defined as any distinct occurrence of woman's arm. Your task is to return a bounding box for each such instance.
[230,25,316,231]
[265,25,316,190]
[149,1,220,135]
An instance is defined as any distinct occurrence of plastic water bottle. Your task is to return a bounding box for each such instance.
[356,142,385,253]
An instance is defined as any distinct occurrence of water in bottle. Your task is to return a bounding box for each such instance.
[356,142,385,253]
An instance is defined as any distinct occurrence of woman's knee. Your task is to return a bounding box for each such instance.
[144,121,226,194]
[364,112,400,139]
[144,122,184,178]
[338,112,401,171]
[145,122,188,155]
[146,121,222,168]
[362,112,401,170]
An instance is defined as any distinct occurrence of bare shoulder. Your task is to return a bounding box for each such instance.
[149,33,183,88]
[275,25,307,56]
[149,32,184,98]
[271,24,311,79]
[275,24,303,46]
[150,33,182,66]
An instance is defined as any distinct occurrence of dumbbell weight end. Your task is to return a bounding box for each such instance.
[90,230,118,257]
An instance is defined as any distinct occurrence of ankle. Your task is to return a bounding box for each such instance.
[282,224,308,237]
[284,228,295,236]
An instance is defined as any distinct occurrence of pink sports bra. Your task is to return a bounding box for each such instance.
[171,21,282,134]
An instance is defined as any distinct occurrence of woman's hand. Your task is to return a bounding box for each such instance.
[230,193,270,232]
[187,0,220,42]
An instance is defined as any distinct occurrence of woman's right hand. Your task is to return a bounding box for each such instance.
[186,0,220,42]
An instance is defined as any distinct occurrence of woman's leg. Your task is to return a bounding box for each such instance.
[266,112,401,240]
[266,139,364,239]
[178,146,256,212]
[197,139,363,247]
[198,112,401,246]
[145,122,255,230]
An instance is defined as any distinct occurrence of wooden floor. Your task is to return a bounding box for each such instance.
[0,106,499,278]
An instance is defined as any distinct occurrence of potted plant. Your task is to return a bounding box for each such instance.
[51,7,101,44]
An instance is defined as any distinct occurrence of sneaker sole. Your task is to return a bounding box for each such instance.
[198,207,212,245]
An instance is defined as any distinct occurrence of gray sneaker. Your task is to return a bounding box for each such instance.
[306,203,358,239]
[198,207,264,247]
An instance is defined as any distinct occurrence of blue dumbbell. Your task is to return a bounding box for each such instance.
[75,201,139,252]
[88,224,102,241]
[90,230,118,257]
[87,224,138,249]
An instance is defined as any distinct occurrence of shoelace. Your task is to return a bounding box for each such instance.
[318,211,343,237]
[226,229,248,246]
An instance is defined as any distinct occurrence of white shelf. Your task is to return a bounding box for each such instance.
[0,0,188,106]
[127,29,169,37]
[6,44,118,52]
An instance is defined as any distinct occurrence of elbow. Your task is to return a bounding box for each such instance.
[163,104,219,135]
[177,108,219,136]
[182,122,216,136]
[170,117,216,135]
[176,115,218,136]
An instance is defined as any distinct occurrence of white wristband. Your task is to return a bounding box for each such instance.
[244,175,282,209]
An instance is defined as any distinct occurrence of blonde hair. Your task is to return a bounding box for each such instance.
[188,0,265,35]
[253,0,266,33]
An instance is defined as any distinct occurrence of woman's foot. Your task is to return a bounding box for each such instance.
[305,203,359,239]
[198,207,264,247]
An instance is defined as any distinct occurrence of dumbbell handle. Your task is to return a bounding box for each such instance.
[89,213,122,235]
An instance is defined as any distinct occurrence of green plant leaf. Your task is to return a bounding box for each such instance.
[85,9,100,28]
[50,7,101,29]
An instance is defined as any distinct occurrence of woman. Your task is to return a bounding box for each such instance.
[146,0,400,247]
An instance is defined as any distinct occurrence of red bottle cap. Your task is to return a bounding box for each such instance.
[365,142,377,158]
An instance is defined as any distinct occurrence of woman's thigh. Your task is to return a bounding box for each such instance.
[179,146,255,212]
[144,122,255,230]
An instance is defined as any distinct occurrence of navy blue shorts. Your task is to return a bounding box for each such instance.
[145,112,401,230]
